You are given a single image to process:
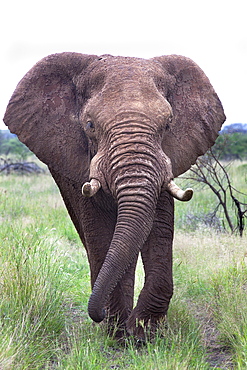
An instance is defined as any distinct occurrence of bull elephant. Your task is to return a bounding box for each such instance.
[3,53,225,339]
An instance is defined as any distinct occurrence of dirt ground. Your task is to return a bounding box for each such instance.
[192,303,234,369]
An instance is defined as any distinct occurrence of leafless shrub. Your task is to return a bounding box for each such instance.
[185,211,224,233]
[0,157,45,175]
[183,147,247,237]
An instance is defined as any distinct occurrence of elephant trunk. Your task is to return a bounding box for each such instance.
[88,182,160,322]
[87,136,166,322]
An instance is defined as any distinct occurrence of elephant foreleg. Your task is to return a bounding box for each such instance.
[126,191,174,339]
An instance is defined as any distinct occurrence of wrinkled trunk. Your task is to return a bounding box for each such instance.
[88,183,160,322]
[88,129,169,322]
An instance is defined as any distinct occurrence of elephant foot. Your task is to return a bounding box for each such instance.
[126,309,167,341]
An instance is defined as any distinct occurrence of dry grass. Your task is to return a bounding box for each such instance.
[174,232,247,276]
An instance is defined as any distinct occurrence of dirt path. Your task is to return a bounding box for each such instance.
[191,302,234,369]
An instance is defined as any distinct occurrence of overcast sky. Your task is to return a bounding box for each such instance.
[1,0,246,130]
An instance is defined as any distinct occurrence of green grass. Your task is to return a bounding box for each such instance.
[0,160,246,369]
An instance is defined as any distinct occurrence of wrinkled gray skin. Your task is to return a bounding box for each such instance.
[4,53,225,339]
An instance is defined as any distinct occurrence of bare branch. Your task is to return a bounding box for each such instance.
[182,146,247,236]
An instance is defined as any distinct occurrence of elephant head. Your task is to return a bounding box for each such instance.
[4,53,225,326]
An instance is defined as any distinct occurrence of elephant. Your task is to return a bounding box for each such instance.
[3,53,225,339]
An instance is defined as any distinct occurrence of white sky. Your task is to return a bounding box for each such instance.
[1,0,246,129]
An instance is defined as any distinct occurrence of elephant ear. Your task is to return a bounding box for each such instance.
[153,55,226,178]
[3,52,97,182]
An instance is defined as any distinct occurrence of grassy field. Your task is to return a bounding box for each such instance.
[0,160,246,369]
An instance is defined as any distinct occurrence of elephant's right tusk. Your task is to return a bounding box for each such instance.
[166,180,193,201]
[82,178,101,197]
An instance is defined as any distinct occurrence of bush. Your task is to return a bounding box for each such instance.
[0,131,32,160]
[215,133,247,160]
[0,137,31,159]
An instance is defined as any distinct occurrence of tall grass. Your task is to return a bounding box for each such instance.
[0,160,246,369]
[0,228,65,368]
[210,263,247,368]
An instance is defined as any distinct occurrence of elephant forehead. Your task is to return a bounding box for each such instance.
[102,69,165,103]
[85,86,171,124]
[82,56,172,121]
[87,56,164,86]
[106,60,159,83]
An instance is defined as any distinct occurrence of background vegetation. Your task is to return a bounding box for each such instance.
[0,130,31,160]
[218,123,247,160]
[0,127,246,369]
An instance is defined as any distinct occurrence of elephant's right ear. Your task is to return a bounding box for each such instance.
[3,52,98,182]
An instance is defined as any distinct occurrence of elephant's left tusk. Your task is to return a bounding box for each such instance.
[166,180,193,201]
[82,179,101,197]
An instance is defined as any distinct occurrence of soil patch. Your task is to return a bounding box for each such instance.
[191,302,234,369]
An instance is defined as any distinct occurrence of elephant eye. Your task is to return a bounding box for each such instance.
[86,121,95,131]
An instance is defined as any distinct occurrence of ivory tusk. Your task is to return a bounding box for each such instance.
[82,179,101,197]
[166,180,193,201]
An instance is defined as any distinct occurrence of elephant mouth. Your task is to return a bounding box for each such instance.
[82,177,193,202]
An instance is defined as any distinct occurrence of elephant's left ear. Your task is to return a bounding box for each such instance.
[3,52,98,182]
[152,55,226,177]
